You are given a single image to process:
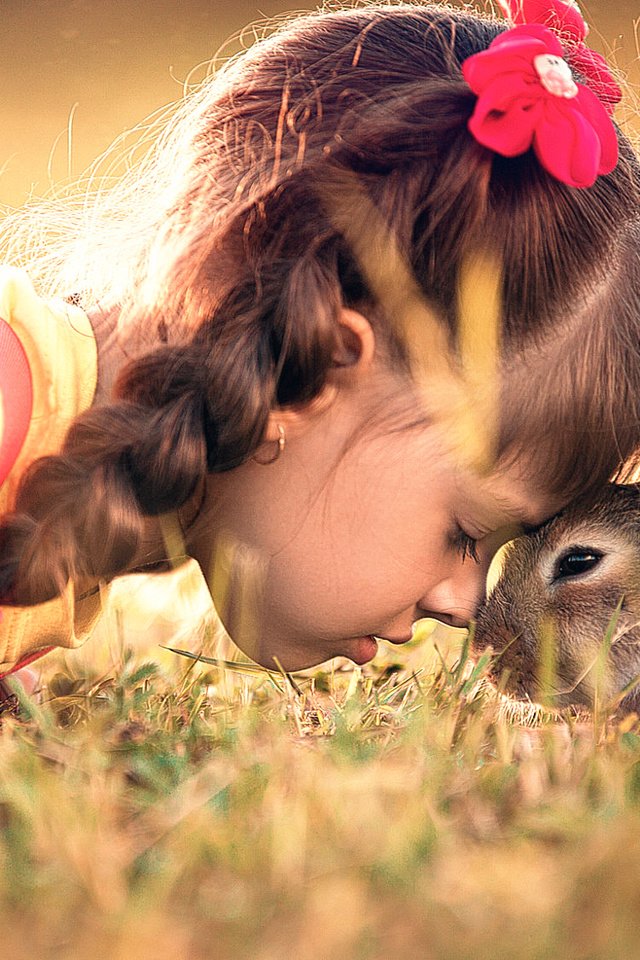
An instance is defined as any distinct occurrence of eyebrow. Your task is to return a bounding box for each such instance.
[491,491,556,535]
[521,519,548,535]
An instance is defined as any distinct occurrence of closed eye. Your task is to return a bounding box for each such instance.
[448,523,480,564]
[553,547,603,581]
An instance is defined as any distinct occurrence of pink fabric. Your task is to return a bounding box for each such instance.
[0,317,33,489]
[496,0,622,113]
[497,0,588,39]
[0,647,54,680]
[462,25,618,188]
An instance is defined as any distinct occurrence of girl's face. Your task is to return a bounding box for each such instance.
[187,322,558,672]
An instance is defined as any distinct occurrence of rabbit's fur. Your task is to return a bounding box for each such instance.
[474,484,640,714]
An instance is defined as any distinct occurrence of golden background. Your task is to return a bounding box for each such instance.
[2,1,639,208]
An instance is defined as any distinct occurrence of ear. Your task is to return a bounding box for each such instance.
[331,307,376,369]
[262,308,376,441]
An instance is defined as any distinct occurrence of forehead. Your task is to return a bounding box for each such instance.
[472,462,566,531]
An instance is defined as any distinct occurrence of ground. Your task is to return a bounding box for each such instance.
[2,612,640,960]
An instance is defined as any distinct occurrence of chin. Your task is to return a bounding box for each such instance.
[236,642,329,674]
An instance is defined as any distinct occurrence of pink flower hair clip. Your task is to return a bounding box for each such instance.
[497,1,622,113]
[462,23,619,188]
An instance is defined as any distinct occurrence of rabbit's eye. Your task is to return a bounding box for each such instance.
[554,549,603,580]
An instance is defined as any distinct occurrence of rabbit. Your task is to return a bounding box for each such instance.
[473,484,640,715]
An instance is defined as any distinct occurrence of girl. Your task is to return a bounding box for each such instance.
[1,1,640,679]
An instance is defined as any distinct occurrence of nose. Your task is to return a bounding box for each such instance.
[418,557,488,629]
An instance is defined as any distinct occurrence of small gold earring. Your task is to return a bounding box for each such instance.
[253,423,286,465]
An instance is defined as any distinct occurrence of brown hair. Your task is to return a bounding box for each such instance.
[2,3,640,604]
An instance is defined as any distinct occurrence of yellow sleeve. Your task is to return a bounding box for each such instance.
[0,266,97,514]
[0,267,100,674]
[0,588,104,675]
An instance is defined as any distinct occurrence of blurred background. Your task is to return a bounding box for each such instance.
[2,0,639,208]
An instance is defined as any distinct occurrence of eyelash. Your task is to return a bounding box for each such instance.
[450,525,480,564]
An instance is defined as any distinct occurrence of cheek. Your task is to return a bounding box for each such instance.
[263,527,384,621]
[259,499,449,636]
[209,427,459,641]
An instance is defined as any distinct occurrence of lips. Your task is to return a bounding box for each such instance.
[349,636,379,665]
[345,633,413,666]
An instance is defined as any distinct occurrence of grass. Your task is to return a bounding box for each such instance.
[2,618,640,960]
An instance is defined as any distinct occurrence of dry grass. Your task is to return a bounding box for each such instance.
[1,619,640,960]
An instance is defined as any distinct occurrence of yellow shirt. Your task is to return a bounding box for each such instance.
[0,267,101,675]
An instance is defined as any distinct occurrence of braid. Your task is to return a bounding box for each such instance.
[0,326,279,605]
[0,414,146,604]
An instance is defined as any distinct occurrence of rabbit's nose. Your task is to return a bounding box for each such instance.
[473,622,515,654]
